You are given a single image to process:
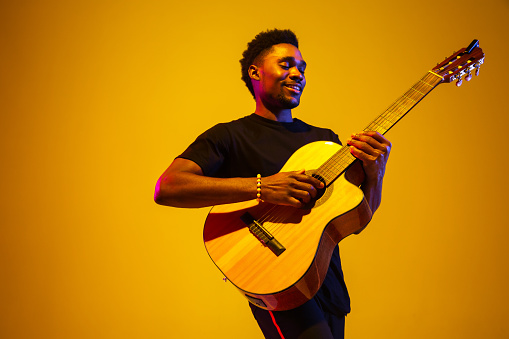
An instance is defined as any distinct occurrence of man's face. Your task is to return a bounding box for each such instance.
[254,43,307,110]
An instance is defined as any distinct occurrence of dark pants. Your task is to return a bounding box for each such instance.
[249,298,345,339]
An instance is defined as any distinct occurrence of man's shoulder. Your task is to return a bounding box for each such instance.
[196,115,254,141]
[211,114,254,128]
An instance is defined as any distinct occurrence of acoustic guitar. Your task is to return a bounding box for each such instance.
[203,40,485,311]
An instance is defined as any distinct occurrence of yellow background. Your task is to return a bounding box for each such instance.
[1,0,508,338]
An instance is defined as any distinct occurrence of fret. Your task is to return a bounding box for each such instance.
[418,79,434,87]
[396,96,418,109]
[410,87,426,96]
[403,94,418,102]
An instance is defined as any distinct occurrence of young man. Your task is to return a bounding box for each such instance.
[155,29,391,339]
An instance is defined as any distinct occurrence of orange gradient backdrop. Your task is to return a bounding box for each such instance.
[1,1,508,338]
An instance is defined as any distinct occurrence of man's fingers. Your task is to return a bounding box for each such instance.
[362,131,391,146]
[264,170,326,207]
[293,171,324,189]
[350,131,391,152]
[347,140,377,160]
[292,187,313,202]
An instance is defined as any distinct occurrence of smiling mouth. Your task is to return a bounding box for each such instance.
[284,84,302,94]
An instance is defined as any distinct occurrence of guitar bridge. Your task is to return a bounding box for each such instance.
[240,212,286,256]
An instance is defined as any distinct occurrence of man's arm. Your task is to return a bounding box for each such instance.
[346,131,392,214]
[154,158,325,209]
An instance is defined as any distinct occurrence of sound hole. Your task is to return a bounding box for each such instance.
[300,170,333,209]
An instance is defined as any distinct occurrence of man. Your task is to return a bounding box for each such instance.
[155,29,391,339]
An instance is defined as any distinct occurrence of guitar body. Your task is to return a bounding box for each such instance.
[201,41,484,312]
[203,141,373,311]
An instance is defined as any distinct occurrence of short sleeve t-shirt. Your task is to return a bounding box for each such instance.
[179,113,351,315]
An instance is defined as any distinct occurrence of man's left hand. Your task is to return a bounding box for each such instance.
[347,131,391,184]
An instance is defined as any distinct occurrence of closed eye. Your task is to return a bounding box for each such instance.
[278,57,306,74]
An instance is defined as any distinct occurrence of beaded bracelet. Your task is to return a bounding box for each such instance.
[256,174,262,202]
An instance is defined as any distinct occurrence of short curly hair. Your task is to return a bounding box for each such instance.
[240,29,299,100]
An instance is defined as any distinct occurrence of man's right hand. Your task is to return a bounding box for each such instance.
[262,169,324,208]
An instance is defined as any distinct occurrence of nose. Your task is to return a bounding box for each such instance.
[289,67,304,81]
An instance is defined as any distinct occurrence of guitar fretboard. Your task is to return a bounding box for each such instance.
[317,71,444,186]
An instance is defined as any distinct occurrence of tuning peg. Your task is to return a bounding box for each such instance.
[475,63,481,76]
[465,70,473,82]
[456,76,463,87]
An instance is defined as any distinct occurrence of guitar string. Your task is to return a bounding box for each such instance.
[253,72,442,237]
[310,73,439,184]
[261,96,434,235]
[336,75,438,175]
[264,207,292,235]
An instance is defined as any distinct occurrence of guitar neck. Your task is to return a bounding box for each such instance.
[317,71,444,185]
[364,71,444,134]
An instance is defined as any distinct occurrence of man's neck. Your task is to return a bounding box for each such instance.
[254,106,293,123]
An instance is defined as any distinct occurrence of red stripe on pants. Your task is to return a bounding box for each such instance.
[269,311,285,339]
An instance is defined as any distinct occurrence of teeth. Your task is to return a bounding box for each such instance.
[286,85,300,91]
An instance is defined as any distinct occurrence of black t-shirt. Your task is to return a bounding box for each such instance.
[179,113,351,315]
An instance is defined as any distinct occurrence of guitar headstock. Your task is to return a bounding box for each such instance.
[432,39,485,86]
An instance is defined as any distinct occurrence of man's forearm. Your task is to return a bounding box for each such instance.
[154,171,257,208]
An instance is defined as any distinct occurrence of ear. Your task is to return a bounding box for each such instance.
[248,65,260,81]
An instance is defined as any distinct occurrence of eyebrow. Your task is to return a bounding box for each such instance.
[279,56,307,68]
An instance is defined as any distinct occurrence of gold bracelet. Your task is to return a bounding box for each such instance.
[256,174,262,202]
